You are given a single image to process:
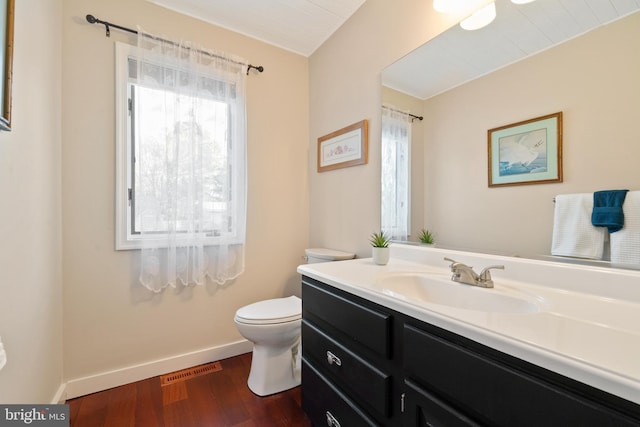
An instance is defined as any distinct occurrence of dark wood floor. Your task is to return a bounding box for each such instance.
[67,352,312,427]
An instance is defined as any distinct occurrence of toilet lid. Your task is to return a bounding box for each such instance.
[305,248,355,261]
[235,296,302,325]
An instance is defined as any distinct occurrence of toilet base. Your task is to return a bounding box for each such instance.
[247,340,301,396]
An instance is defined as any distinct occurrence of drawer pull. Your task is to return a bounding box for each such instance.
[326,411,341,427]
[326,350,342,366]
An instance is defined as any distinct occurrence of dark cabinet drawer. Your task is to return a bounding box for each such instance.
[403,379,481,427]
[302,277,392,358]
[302,359,380,427]
[303,320,392,417]
[404,323,639,427]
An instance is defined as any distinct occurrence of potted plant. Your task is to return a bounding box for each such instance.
[370,231,391,265]
[419,229,435,246]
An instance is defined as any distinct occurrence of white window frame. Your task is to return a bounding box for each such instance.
[114,42,244,250]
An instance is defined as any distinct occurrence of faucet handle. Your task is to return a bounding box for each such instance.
[444,257,467,267]
[478,265,504,282]
[444,257,474,270]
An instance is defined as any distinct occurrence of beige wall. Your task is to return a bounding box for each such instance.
[309,0,460,257]
[62,0,308,391]
[0,0,63,403]
[422,12,640,256]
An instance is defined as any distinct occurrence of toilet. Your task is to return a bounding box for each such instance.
[234,248,355,396]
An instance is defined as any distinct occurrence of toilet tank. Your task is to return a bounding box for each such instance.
[305,248,355,264]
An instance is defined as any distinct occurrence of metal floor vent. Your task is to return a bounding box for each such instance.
[160,361,222,386]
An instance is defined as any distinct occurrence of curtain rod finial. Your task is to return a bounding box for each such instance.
[246,64,264,75]
[86,14,97,24]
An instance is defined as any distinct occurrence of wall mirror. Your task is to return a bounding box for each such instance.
[381,0,640,267]
[0,0,13,131]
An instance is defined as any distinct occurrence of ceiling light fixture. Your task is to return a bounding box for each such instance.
[460,1,496,30]
[511,0,536,4]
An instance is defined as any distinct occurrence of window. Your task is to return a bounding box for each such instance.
[381,107,411,241]
[115,42,246,250]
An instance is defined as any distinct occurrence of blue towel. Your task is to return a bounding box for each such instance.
[591,190,629,233]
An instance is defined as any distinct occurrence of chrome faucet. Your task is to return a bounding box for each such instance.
[444,257,504,288]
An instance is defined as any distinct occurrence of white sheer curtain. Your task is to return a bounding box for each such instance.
[135,28,247,292]
[381,105,412,241]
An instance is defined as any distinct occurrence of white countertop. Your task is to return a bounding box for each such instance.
[297,244,640,405]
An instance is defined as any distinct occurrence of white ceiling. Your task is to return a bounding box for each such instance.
[148,0,367,57]
[383,0,640,100]
[147,0,640,95]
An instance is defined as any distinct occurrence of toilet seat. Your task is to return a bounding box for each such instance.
[235,296,301,325]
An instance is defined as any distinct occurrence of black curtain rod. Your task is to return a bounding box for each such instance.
[85,14,264,76]
[383,106,423,122]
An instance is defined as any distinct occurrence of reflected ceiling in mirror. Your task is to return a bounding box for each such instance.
[382,0,640,100]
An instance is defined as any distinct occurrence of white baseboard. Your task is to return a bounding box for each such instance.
[62,339,252,400]
[51,383,67,404]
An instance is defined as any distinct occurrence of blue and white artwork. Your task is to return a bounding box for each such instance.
[498,127,547,176]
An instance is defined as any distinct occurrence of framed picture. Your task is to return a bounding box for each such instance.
[0,0,14,131]
[488,112,562,187]
[317,120,368,172]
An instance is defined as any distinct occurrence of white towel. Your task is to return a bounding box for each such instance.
[610,191,640,265]
[551,193,606,259]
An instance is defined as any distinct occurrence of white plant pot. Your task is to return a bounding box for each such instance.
[372,247,390,265]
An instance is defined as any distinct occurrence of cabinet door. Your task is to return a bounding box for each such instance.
[403,380,482,427]
[302,359,381,427]
[404,323,640,427]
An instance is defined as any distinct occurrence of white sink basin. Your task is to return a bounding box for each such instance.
[373,272,544,314]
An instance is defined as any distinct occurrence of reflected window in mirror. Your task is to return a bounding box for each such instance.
[381,106,412,241]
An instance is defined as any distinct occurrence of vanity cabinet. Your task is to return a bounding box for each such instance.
[301,276,640,427]
[301,277,397,426]
[404,322,640,427]
[402,378,480,427]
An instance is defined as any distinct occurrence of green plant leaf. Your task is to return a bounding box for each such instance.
[370,231,390,248]
[419,229,435,244]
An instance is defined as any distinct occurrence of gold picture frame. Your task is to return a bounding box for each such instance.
[317,120,368,172]
[488,112,563,187]
[0,0,14,131]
